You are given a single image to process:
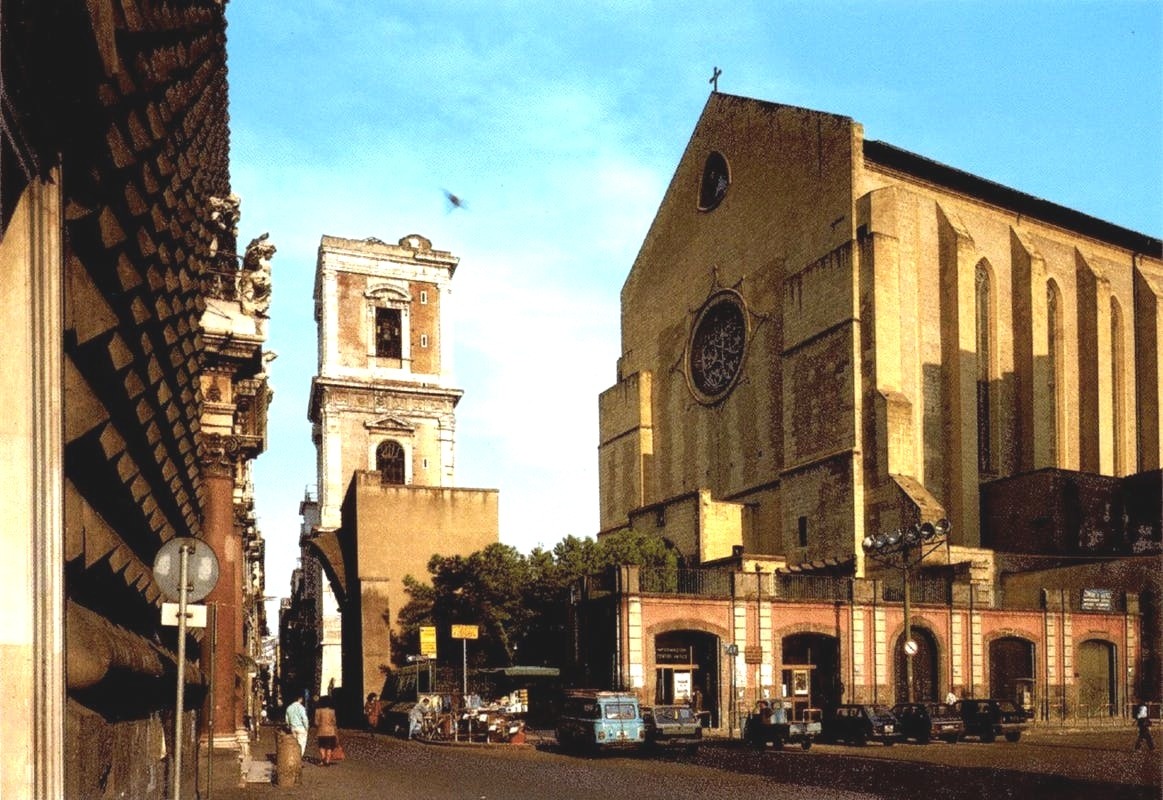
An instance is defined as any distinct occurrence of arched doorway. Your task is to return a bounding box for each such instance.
[895,626,938,703]
[652,631,720,727]
[1077,639,1116,716]
[989,637,1035,715]
[781,633,841,715]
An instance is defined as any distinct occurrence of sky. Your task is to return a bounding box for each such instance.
[225,1,1163,619]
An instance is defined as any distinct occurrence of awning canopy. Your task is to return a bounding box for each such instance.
[476,666,561,678]
[779,555,855,575]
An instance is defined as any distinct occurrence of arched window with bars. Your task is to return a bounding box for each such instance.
[376,440,406,484]
[1047,280,1063,466]
[1111,298,1126,475]
[975,261,994,473]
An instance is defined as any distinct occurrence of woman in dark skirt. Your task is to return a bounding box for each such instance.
[314,695,339,765]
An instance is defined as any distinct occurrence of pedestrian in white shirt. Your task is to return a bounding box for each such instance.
[285,696,310,756]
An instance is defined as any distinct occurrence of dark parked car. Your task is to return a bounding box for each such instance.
[954,698,1027,742]
[641,704,702,753]
[742,699,820,750]
[891,702,964,743]
[822,704,900,746]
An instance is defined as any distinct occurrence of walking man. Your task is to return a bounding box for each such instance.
[1134,703,1154,752]
[286,694,310,756]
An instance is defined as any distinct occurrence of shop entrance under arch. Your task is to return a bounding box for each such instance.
[895,626,938,703]
[652,630,720,727]
[781,633,841,715]
[989,636,1036,716]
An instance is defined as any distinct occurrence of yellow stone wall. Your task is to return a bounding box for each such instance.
[348,474,499,696]
[599,93,1162,573]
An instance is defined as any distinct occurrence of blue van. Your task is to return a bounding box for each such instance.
[555,690,645,752]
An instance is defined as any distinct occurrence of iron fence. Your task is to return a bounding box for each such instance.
[639,567,733,598]
[881,576,951,605]
[772,574,852,602]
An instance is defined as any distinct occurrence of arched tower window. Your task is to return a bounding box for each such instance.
[1047,280,1063,466]
[375,307,402,359]
[1111,298,1125,475]
[975,261,994,472]
[376,440,406,484]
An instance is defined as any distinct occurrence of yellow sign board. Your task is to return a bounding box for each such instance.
[451,624,479,640]
[420,625,437,656]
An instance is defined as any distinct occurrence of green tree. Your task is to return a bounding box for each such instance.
[392,530,681,676]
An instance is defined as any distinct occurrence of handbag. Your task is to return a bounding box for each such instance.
[331,742,345,762]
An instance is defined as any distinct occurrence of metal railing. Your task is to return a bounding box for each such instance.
[639,567,733,598]
[772,574,852,602]
[882,576,951,605]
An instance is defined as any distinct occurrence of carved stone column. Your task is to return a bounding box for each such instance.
[200,434,246,749]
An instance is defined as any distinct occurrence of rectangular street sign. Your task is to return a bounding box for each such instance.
[420,625,437,656]
[451,624,479,639]
[162,602,207,628]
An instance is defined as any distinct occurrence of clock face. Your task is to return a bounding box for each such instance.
[688,290,747,403]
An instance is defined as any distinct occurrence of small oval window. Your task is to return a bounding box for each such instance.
[698,151,730,211]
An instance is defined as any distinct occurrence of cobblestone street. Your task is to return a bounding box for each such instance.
[204,724,1161,800]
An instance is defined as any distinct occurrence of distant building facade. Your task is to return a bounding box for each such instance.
[304,235,498,716]
[278,489,342,706]
[587,92,1161,728]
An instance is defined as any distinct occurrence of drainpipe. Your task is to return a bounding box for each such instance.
[872,579,879,705]
[968,582,975,697]
[1046,583,1056,720]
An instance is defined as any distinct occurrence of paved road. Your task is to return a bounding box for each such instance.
[209,726,1160,800]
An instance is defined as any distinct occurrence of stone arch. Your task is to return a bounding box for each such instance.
[780,630,842,713]
[986,633,1037,715]
[646,622,725,728]
[891,618,943,703]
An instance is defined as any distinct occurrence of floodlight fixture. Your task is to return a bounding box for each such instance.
[903,524,921,546]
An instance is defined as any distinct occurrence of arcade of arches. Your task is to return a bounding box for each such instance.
[617,570,1134,732]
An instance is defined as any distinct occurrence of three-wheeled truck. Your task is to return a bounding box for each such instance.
[742,699,820,750]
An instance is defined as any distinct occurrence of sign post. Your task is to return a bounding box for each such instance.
[451,624,479,698]
[154,537,219,800]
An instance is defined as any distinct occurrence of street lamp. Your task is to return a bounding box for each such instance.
[862,518,951,703]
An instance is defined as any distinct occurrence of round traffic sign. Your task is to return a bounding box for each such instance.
[153,537,220,602]
[903,639,919,656]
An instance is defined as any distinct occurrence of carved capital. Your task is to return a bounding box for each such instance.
[200,433,242,478]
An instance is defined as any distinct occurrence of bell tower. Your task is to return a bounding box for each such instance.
[309,234,463,531]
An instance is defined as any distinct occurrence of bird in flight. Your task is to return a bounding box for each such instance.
[442,189,468,212]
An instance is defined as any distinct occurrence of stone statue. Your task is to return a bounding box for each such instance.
[207,194,240,257]
[239,232,275,318]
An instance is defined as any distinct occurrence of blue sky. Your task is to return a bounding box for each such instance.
[226,1,1162,609]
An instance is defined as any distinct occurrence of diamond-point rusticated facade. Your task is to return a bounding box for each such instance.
[1,3,272,797]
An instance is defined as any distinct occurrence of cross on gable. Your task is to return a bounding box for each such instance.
[709,66,722,92]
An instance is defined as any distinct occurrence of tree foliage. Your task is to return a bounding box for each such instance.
[392,530,677,672]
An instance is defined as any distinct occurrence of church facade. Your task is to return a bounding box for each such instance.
[305,234,498,714]
[591,92,1161,728]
